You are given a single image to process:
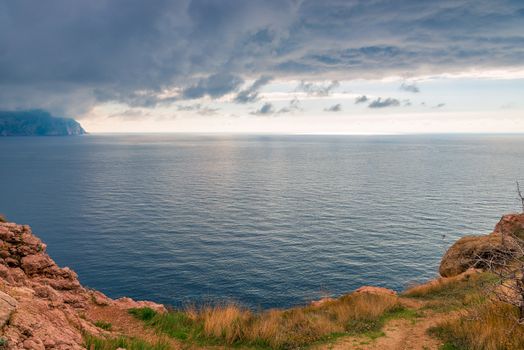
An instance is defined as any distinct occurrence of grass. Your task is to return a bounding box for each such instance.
[0,214,6,223]
[403,272,497,312]
[83,334,169,350]
[429,301,524,350]
[129,292,402,349]
[94,320,113,331]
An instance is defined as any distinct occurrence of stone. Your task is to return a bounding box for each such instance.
[0,290,17,328]
[20,254,53,276]
[354,286,397,296]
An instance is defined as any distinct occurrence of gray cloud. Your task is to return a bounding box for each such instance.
[251,102,275,116]
[182,73,243,99]
[324,104,342,112]
[400,83,420,93]
[368,98,401,108]
[277,98,302,114]
[234,75,272,104]
[177,103,220,115]
[297,80,339,96]
[1,0,523,115]
[355,95,369,104]
[433,103,446,108]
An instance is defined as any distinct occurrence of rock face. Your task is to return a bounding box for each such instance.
[439,213,524,277]
[0,221,165,349]
[0,110,86,136]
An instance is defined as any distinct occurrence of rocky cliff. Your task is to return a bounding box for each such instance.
[0,110,86,136]
[439,213,524,277]
[0,221,164,350]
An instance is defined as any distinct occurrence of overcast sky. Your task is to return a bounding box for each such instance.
[1,0,523,133]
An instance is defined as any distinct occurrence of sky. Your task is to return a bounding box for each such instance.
[1,0,523,134]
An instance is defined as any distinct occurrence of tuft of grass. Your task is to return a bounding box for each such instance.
[83,334,169,350]
[429,301,524,350]
[0,214,6,223]
[129,292,401,349]
[129,307,157,322]
[403,272,497,312]
[94,320,113,331]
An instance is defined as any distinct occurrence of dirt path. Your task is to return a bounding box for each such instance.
[316,299,449,350]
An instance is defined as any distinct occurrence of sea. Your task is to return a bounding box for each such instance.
[0,134,523,308]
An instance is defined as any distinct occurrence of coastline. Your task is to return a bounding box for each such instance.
[0,214,523,349]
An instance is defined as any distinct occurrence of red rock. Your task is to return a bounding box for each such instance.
[354,286,397,296]
[20,254,53,275]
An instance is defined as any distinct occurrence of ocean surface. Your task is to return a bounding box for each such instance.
[1,134,523,308]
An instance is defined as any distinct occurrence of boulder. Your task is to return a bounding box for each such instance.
[440,213,524,277]
[439,233,520,277]
[354,286,397,296]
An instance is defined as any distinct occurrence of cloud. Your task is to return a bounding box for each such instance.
[234,76,272,103]
[400,82,420,93]
[277,97,302,114]
[297,80,339,96]
[368,98,401,108]
[251,102,275,116]
[433,103,446,108]
[324,104,342,112]
[1,0,524,114]
[355,95,369,104]
[182,73,243,99]
[176,103,220,115]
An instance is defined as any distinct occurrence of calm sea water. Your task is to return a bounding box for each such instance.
[0,134,523,308]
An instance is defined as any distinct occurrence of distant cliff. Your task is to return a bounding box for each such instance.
[0,110,86,136]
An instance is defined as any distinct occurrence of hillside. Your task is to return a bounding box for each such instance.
[0,110,86,136]
[0,214,523,349]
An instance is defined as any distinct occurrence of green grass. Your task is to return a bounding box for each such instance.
[94,320,113,331]
[128,296,404,349]
[83,334,169,350]
[404,272,497,312]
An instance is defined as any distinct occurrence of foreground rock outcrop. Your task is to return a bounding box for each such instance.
[439,213,524,277]
[0,221,164,349]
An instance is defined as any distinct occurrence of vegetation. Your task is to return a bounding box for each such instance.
[94,320,113,331]
[403,272,497,312]
[430,301,524,350]
[129,292,402,349]
[83,334,169,350]
[0,214,6,223]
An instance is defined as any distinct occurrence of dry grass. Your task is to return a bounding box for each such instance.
[130,292,401,349]
[430,301,524,350]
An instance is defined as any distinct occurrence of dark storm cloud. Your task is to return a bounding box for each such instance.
[1,0,523,115]
[324,104,342,112]
[182,73,243,99]
[368,98,401,108]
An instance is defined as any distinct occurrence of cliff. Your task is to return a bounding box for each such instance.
[0,110,86,136]
[0,221,164,350]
